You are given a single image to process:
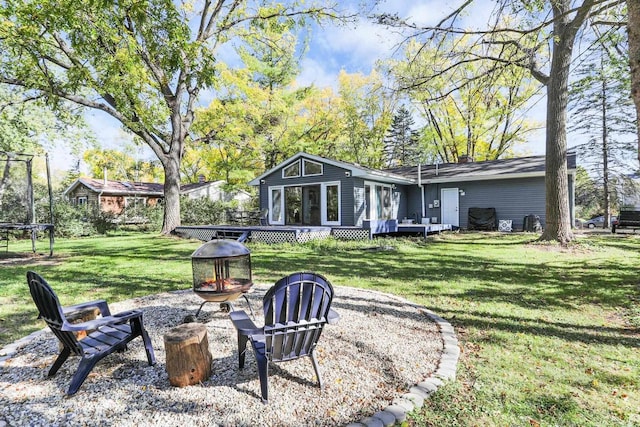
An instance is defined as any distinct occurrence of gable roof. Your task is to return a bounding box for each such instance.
[64,178,165,197]
[248,152,415,186]
[388,153,577,184]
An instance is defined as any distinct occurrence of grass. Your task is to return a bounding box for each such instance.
[1,231,639,426]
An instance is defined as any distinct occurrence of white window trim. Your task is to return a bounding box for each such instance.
[269,182,340,226]
[364,181,395,220]
[321,181,341,225]
[282,160,301,179]
[268,186,285,225]
[302,159,323,177]
[77,196,87,206]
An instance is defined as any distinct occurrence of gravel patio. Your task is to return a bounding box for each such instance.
[0,284,456,426]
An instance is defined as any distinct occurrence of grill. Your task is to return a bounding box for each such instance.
[191,240,254,317]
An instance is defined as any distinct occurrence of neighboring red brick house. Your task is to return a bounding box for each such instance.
[63,177,252,218]
[63,178,164,216]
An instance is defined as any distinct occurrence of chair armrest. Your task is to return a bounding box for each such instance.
[230,310,263,336]
[63,300,111,317]
[327,308,340,325]
[61,309,142,332]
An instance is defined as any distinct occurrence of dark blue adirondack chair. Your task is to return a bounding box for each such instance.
[26,271,156,395]
[230,271,338,403]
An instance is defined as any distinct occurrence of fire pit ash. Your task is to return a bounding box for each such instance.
[191,239,254,317]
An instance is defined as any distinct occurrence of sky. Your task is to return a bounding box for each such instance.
[50,0,549,176]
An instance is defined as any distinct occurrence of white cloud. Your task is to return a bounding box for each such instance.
[297,57,340,89]
[313,19,404,72]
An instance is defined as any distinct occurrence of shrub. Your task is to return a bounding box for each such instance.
[49,198,90,237]
[180,196,226,225]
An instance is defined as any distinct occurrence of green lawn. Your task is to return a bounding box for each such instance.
[1,232,638,426]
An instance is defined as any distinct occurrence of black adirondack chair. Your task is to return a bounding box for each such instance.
[230,271,338,403]
[26,271,156,395]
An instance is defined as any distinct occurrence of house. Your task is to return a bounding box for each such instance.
[248,153,414,229]
[248,151,576,231]
[64,178,164,216]
[181,178,252,204]
[64,177,252,217]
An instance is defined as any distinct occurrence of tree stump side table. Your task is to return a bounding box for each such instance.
[164,323,212,387]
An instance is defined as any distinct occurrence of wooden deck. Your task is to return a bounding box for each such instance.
[395,223,452,237]
[173,225,332,244]
[174,222,451,244]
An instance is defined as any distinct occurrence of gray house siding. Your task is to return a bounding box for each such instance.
[421,177,546,229]
[396,186,408,222]
[341,178,355,226]
[251,152,576,232]
[404,186,425,221]
[255,158,355,226]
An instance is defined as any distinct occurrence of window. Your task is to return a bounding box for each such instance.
[282,161,300,178]
[125,197,146,209]
[124,197,147,218]
[302,159,323,176]
[269,187,284,224]
[365,182,394,220]
[77,196,87,207]
[325,184,339,223]
[376,185,392,219]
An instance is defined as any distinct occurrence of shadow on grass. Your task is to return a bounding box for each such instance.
[252,246,639,312]
[427,305,639,348]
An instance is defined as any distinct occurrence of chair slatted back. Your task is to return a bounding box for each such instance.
[26,271,83,356]
[263,272,333,362]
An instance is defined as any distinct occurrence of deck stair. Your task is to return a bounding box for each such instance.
[210,229,250,242]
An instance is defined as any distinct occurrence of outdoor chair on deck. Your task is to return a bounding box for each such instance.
[230,271,338,403]
[26,271,156,395]
[258,208,269,226]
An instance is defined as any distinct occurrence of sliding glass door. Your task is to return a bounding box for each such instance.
[285,185,321,225]
[269,183,339,226]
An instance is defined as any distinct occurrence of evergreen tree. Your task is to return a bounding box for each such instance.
[569,33,637,227]
[384,106,420,167]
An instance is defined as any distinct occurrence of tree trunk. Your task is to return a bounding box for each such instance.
[0,158,11,213]
[539,2,575,244]
[160,153,182,234]
[602,64,611,229]
[629,0,640,164]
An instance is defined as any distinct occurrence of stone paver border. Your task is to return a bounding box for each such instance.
[0,287,459,426]
[341,288,460,427]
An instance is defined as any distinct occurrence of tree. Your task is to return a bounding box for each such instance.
[628,0,640,164]
[0,0,341,234]
[388,37,540,164]
[569,34,637,228]
[191,19,310,181]
[376,0,624,244]
[83,148,163,183]
[573,166,601,219]
[0,84,89,210]
[332,70,397,168]
[384,106,420,167]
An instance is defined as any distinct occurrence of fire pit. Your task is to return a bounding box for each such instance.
[191,239,254,317]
